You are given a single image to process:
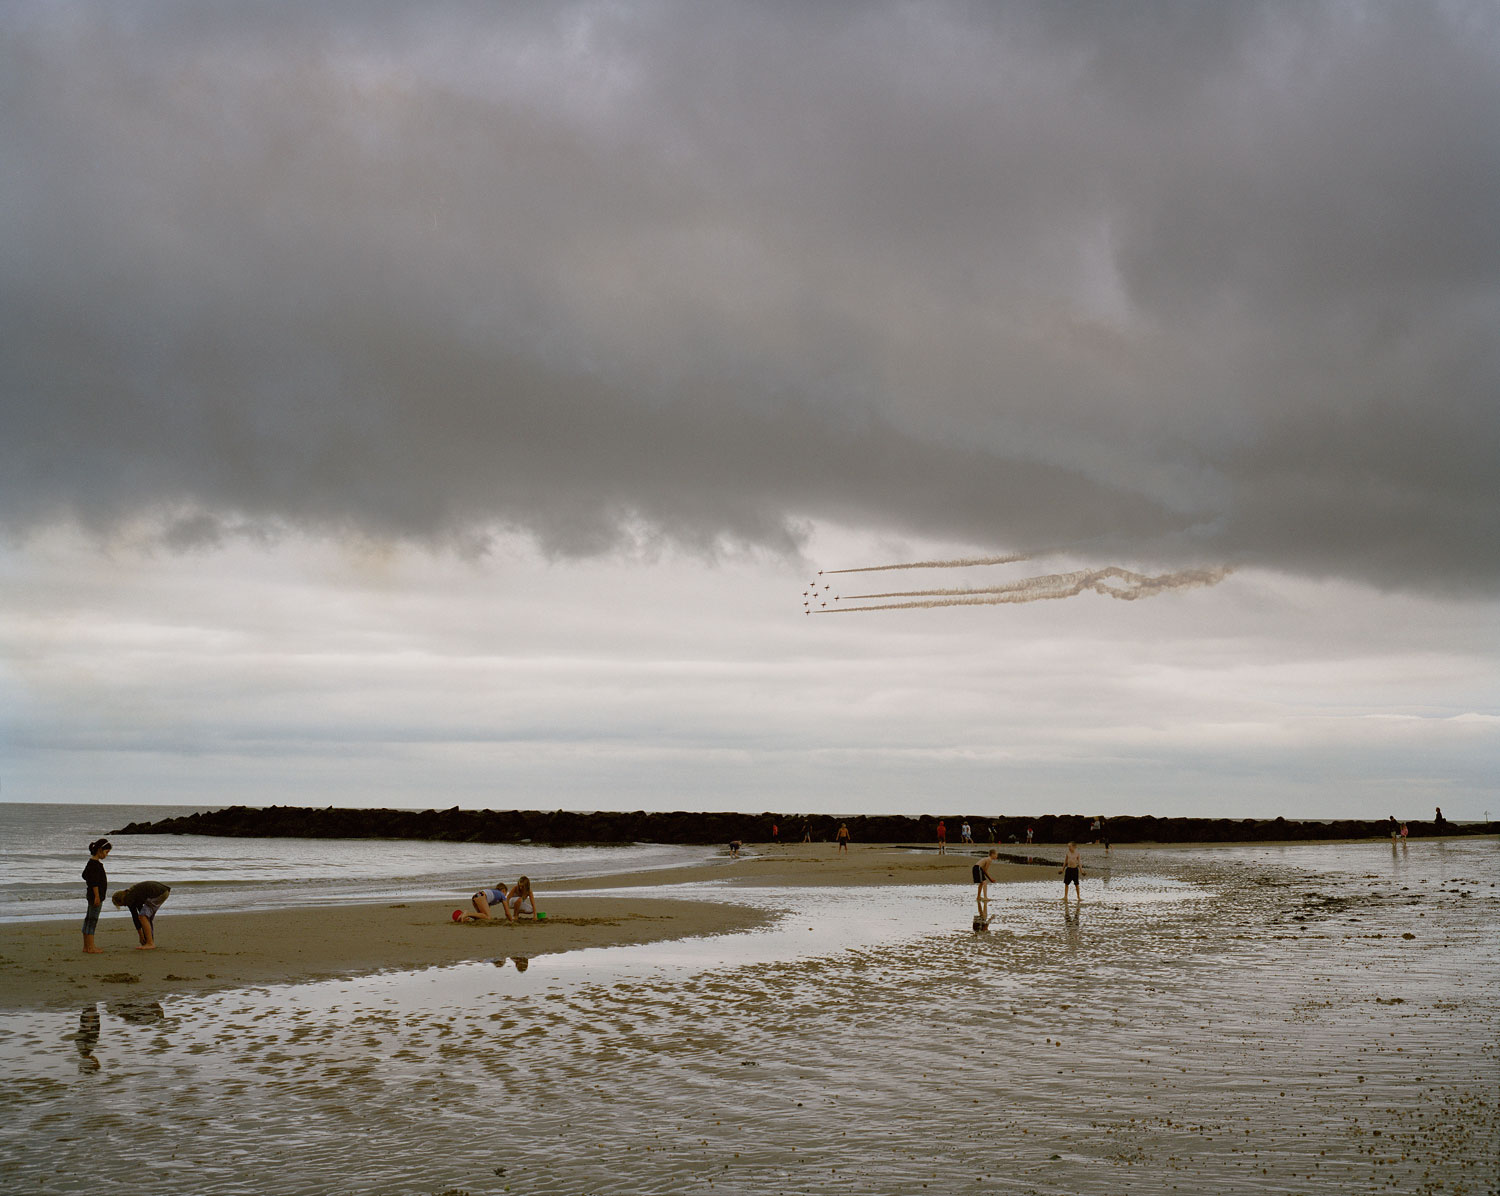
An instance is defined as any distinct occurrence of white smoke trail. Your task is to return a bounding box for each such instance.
[823,566,1231,612]
[821,552,1031,575]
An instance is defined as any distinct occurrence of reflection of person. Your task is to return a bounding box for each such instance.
[82,839,111,954]
[1062,843,1082,900]
[835,823,850,854]
[505,876,536,920]
[74,1005,101,1073]
[107,999,165,1026]
[466,884,509,921]
[112,880,170,949]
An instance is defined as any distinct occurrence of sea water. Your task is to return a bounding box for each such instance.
[0,803,721,922]
[0,835,1495,1195]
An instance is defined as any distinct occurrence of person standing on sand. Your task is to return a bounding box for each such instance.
[1062,842,1082,900]
[936,820,947,855]
[82,839,110,954]
[1025,826,1033,845]
[836,823,850,854]
[976,849,998,921]
[112,880,170,949]
[960,821,973,845]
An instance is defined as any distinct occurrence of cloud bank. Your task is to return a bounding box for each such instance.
[3,1,1496,592]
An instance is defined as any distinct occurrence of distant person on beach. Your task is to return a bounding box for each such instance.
[82,839,110,954]
[1400,822,1408,841]
[802,825,812,843]
[771,823,778,845]
[975,849,998,921]
[1062,843,1082,900]
[1434,807,1445,826]
[467,883,510,922]
[505,876,537,920]
[960,821,973,845]
[1090,817,1101,844]
[936,820,947,854]
[729,839,742,857]
[1389,815,1399,842]
[112,880,170,949]
[836,823,850,854]
[1025,826,1033,845]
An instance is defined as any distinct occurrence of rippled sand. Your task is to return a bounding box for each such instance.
[1,840,1495,1195]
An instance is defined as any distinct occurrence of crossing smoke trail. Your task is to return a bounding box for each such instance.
[823,567,1231,612]
[821,552,1031,575]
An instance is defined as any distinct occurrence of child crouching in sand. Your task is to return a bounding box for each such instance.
[505,876,537,921]
[462,883,510,922]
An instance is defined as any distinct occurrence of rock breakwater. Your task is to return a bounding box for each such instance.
[113,806,1496,846]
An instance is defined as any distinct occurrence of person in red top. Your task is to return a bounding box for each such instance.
[936,820,947,855]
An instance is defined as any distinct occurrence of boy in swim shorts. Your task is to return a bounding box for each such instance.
[1062,842,1082,900]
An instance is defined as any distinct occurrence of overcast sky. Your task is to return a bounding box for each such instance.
[2,1,1496,819]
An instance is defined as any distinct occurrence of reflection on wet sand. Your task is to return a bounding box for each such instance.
[2,841,1496,1196]
[71,1005,99,1073]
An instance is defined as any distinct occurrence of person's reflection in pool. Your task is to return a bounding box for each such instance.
[106,999,165,1026]
[491,956,530,972]
[1062,899,1082,952]
[73,1004,100,1073]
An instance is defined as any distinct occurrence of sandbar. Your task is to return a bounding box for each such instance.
[0,843,1053,1011]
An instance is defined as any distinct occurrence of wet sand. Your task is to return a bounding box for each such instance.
[0,843,1049,1010]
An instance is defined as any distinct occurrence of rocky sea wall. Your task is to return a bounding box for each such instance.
[113,805,1495,846]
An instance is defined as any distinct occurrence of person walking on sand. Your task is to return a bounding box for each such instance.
[81,839,111,954]
[960,821,973,845]
[1062,842,1083,901]
[975,849,998,921]
[1025,825,1033,845]
[936,820,947,855]
[112,880,170,949]
[836,823,851,854]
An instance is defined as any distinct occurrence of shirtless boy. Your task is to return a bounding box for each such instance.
[1062,842,1082,900]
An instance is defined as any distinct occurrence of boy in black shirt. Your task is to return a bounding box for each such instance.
[112,880,171,949]
[82,839,110,953]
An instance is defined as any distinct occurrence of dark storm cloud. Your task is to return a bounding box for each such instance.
[1,1,1495,590]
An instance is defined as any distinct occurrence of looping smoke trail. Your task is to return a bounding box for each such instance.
[822,566,1232,612]
[822,552,1031,575]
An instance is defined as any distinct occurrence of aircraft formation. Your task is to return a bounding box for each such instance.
[803,554,1230,616]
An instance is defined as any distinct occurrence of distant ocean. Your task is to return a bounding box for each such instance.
[0,802,721,923]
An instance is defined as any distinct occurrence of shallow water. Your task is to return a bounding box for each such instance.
[1,839,1496,1195]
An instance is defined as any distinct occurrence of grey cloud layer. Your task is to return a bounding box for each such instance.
[3,1,1496,589]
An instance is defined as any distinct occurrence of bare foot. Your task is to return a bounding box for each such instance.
[83,947,104,954]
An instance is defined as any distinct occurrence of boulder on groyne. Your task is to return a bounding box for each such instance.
[112,806,1495,846]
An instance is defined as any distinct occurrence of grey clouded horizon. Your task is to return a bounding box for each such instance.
[3,1,1498,593]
